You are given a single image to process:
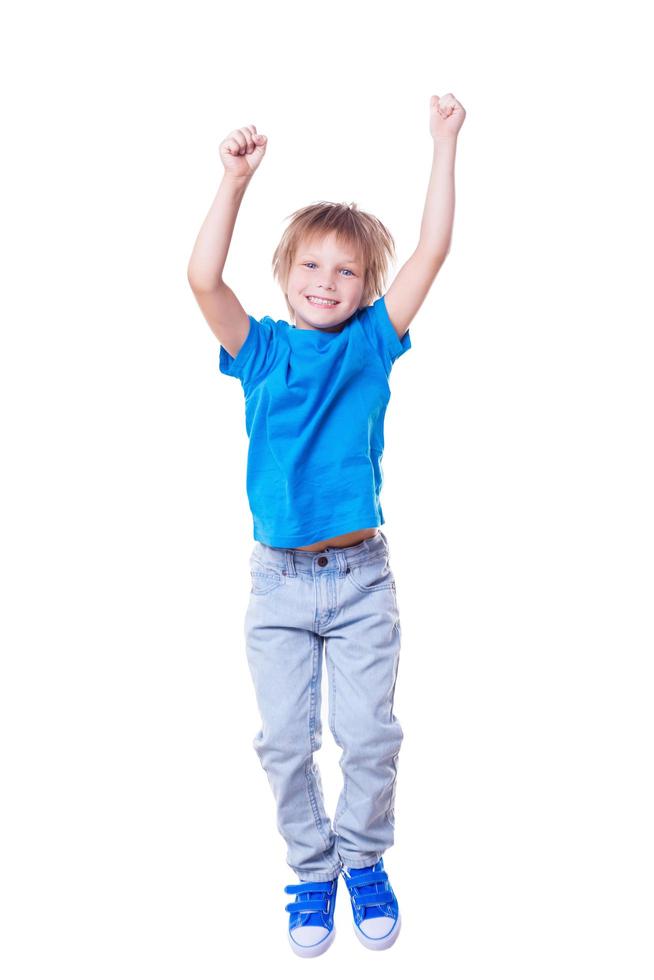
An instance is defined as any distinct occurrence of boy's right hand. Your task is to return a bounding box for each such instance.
[219,124,267,179]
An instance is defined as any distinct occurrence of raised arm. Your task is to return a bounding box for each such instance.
[187,124,267,359]
[384,94,466,339]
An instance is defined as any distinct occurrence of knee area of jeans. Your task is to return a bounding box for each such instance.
[253,731,316,759]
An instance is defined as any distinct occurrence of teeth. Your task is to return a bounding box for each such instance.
[308,297,337,306]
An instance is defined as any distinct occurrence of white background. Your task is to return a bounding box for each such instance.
[2,0,653,976]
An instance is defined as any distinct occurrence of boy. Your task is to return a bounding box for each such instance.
[187,93,465,956]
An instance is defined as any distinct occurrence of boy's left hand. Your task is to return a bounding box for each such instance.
[430,93,466,141]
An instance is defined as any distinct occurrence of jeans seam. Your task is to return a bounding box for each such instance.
[386,649,401,824]
[306,632,331,849]
[327,648,348,831]
[385,751,399,826]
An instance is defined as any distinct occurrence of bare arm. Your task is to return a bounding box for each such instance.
[187,124,267,357]
[187,173,251,290]
[385,94,466,339]
[384,138,456,339]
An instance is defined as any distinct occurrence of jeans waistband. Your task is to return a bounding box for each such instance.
[252,529,389,574]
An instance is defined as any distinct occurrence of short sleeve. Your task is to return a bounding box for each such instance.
[356,295,412,375]
[219,314,276,393]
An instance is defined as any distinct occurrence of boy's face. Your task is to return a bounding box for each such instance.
[286,232,366,332]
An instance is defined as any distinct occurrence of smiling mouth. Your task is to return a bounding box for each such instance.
[306,296,339,307]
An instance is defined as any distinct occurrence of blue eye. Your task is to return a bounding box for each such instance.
[303,262,354,276]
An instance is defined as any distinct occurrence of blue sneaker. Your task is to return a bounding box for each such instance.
[340,858,401,950]
[283,876,338,957]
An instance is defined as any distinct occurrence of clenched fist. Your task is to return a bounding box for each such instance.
[219,124,268,179]
[429,94,466,141]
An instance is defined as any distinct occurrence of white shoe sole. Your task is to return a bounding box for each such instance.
[287,925,336,958]
[353,911,401,950]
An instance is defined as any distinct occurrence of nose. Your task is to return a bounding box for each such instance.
[312,273,336,291]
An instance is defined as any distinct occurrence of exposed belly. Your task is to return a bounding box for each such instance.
[293,527,380,552]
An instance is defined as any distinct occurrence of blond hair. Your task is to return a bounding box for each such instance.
[272,201,396,322]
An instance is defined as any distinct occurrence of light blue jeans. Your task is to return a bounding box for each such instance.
[244,528,404,883]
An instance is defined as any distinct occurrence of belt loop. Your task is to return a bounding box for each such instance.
[284,549,296,577]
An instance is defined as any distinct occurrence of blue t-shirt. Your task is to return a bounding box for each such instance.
[219,295,411,547]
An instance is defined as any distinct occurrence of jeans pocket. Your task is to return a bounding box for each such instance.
[249,559,284,595]
[348,554,396,594]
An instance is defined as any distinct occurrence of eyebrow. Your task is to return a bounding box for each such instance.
[299,254,361,265]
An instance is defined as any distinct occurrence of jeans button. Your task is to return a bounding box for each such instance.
[318,556,328,567]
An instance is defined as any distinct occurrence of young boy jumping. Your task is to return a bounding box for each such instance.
[187,93,465,957]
